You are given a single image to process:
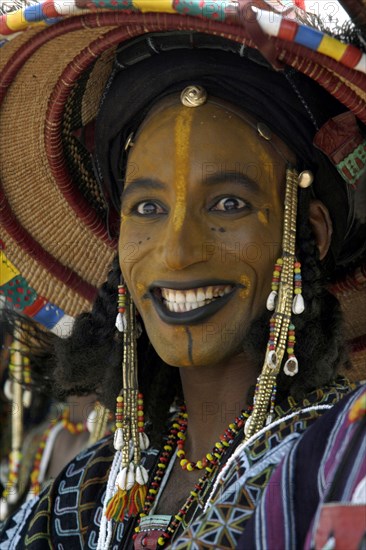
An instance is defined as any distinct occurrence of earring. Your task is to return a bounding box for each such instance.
[105,287,150,523]
[116,278,127,332]
[245,167,312,439]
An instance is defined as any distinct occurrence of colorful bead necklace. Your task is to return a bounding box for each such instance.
[133,404,252,547]
[29,407,88,497]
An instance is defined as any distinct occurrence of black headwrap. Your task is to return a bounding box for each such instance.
[95,32,366,267]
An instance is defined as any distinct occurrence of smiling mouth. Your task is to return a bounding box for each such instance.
[149,282,238,325]
[161,285,233,312]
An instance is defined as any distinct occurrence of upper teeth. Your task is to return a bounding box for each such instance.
[161,285,232,312]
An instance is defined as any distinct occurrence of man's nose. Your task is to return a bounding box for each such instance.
[159,214,206,271]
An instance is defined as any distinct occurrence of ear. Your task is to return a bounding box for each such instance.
[308,200,333,260]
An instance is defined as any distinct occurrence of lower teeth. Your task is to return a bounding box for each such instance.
[164,298,215,312]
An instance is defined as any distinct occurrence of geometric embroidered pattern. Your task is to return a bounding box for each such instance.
[170,380,352,549]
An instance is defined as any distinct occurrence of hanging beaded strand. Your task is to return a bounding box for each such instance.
[137,393,149,450]
[292,260,304,313]
[246,168,313,437]
[3,345,32,409]
[113,394,124,451]
[266,258,283,311]
[116,279,127,332]
[0,337,24,521]
[106,289,149,522]
[282,171,312,376]
[245,167,299,439]
[22,355,32,408]
[283,323,298,376]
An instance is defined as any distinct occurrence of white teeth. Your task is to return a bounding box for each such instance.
[186,290,196,303]
[175,291,186,304]
[196,289,205,302]
[206,287,213,299]
[161,288,170,300]
[160,284,233,313]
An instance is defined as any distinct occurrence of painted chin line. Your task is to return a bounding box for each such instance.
[147,284,243,325]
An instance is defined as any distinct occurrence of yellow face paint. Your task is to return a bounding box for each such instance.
[136,282,145,296]
[257,210,268,225]
[239,274,251,300]
[173,108,194,232]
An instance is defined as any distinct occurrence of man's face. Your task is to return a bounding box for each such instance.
[119,97,292,368]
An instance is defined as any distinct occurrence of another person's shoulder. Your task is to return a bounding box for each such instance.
[0,435,114,548]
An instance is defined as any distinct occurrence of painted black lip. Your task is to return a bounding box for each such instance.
[148,281,241,325]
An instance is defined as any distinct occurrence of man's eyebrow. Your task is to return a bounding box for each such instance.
[203,172,260,194]
[121,178,165,202]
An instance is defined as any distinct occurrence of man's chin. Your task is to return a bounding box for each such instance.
[143,307,271,370]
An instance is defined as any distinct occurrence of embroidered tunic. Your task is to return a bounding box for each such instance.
[0,381,351,549]
[237,385,366,550]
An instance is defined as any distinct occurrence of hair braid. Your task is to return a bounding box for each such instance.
[52,256,122,402]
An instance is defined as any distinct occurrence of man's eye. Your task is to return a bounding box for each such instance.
[211,197,248,212]
[135,201,164,215]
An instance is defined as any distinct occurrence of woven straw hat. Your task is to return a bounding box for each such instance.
[0,0,365,375]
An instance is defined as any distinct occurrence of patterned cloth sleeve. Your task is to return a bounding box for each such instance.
[237,385,366,550]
